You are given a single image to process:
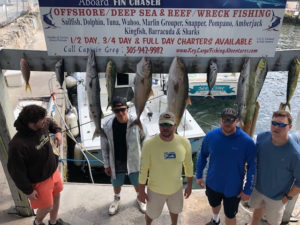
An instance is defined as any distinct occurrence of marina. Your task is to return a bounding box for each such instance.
[1,2,300,224]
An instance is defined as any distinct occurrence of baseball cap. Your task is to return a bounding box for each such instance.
[159,111,175,125]
[221,108,237,118]
[112,96,127,108]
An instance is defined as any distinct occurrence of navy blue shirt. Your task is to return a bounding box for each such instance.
[196,127,256,197]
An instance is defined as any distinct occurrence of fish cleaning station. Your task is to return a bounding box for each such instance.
[1,0,300,224]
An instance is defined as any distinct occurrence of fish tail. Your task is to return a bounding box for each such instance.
[279,102,286,110]
[206,92,214,99]
[106,102,111,111]
[25,83,32,93]
[287,103,291,111]
[92,130,100,140]
[129,119,143,130]
[100,128,107,139]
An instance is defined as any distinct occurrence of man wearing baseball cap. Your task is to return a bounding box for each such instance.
[138,111,193,225]
[196,108,256,225]
[101,96,147,215]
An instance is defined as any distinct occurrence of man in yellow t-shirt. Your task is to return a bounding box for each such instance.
[138,111,193,225]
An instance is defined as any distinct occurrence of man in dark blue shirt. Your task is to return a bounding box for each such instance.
[196,108,256,225]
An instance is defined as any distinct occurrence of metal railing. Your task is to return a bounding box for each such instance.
[0,0,38,27]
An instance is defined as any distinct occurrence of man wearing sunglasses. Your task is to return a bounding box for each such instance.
[138,111,193,225]
[101,96,147,215]
[248,110,300,225]
[196,108,256,225]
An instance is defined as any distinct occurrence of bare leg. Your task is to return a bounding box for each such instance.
[225,216,236,225]
[170,212,178,225]
[145,213,153,225]
[212,204,221,214]
[35,206,52,224]
[114,187,121,195]
[49,193,60,224]
[134,185,139,193]
[249,208,264,225]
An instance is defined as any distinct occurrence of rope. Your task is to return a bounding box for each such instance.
[59,158,100,162]
[48,76,95,183]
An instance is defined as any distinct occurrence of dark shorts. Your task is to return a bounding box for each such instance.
[205,185,240,219]
[111,172,139,188]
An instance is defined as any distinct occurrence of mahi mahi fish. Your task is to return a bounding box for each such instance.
[20,58,32,92]
[253,57,268,101]
[207,59,218,98]
[86,50,106,139]
[105,60,117,110]
[236,58,250,119]
[167,57,191,127]
[55,59,64,89]
[280,58,300,111]
[130,57,153,128]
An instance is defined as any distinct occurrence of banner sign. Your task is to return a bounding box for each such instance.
[38,0,287,57]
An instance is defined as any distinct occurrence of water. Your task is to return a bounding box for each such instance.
[190,23,300,135]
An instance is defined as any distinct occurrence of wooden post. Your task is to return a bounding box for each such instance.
[0,71,34,216]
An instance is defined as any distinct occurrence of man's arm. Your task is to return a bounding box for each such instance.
[243,141,257,197]
[138,183,148,203]
[183,140,193,198]
[196,137,209,181]
[100,133,110,170]
[138,141,150,203]
[282,185,300,204]
[184,176,193,199]
[48,118,62,134]
[7,147,33,195]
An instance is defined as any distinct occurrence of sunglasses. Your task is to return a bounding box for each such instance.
[271,121,289,128]
[113,108,127,113]
[222,117,236,123]
[159,123,173,127]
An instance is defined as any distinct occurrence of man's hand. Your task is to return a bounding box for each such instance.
[238,192,250,201]
[196,178,205,187]
[184,185,192,199]
[105,167,112,176]
[282,196,288,204]
[54,132,62,147]
[138,190,148,203]
[26,190,38,200]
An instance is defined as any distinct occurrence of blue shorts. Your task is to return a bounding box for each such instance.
[111,172,139,188]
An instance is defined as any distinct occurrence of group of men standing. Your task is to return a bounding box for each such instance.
[6,95,300,225]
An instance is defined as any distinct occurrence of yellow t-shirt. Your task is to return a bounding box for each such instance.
[139,134,193,195]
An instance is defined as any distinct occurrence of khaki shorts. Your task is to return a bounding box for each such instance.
[249,188,286,225]
[146,188,183,219]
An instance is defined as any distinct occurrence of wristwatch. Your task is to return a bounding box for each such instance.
[285,193,293,200]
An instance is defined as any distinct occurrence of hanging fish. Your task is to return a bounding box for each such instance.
[236,58,250,119]
[253,57,268,101]
[55,58,64,89]
[167,57,191,127]
[280,58,300,111]
[130,57,153,129]
[105,60,117,110]
[86,50,106,139]
[206,59,218,98]
[20,58,32,92]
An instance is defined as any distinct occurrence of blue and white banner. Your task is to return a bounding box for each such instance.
[38,0,287,57]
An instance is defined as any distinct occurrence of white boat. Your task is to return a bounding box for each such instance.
[188,73,239,97]
[76,72,206,168]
